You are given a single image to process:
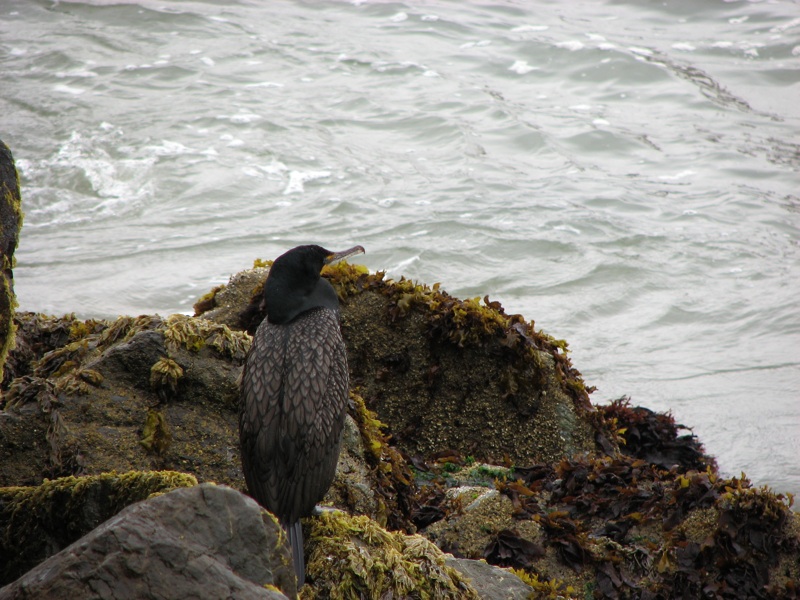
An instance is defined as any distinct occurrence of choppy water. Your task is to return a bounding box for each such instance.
[2,0,798,499]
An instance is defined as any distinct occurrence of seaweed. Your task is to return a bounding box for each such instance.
[302,511,480,599]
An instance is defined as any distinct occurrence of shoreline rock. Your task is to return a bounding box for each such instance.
[0,246,796,596]
[0,483,296,600]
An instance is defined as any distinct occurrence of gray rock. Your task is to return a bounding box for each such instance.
[0,483,295,600]
[91,330,167,390]
[446,557,533,600]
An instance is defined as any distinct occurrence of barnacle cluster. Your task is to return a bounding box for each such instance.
[322,262,592,409]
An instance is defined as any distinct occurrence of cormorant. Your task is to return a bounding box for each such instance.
[239,244,364,587]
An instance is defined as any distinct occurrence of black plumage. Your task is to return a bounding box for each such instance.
[238,244,364,588]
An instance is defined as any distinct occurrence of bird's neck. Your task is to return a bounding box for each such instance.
[266,277,339,324]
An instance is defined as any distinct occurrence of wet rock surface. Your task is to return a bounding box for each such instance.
[0,264,797,599]
[0,483,295,600]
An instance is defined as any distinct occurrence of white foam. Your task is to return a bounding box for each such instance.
[511,25,549,32]
[244,81,285,88]
[508,60,538,74]
[554,224,581,235]
[259,160,288,175]
[389,12,408,22]
[283,170,331,194]
[628,46,653,56]
[52,84,85,95]
[771,17,800,33]
[556,40,584,51]
[421,15,439,22]
[56,69,97,78]
[216,112,262,124]
[658,170,695,180]
[200,56,215,66]
[729,16,749,24]
[144,140,193,156]
[460,40,491,49]
[388,255,419,274]
[672,42,696,51]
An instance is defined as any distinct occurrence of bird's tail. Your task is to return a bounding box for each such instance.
[286,520,305,588]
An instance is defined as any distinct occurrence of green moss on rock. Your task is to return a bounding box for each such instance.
[303,511,480,599]
[0,470,197,585]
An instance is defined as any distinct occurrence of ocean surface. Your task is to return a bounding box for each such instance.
[2,0,798,500]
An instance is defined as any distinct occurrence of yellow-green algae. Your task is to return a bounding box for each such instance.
[0,140,24,385]
[302,511,480,600]
[349,390,414,531]
[511,568,578,600]
[140,408,172,455]
[0,470,198,585]
[164,313,251,360]
[150,356,184,399]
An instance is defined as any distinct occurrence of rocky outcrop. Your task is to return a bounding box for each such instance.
[0,141,23,384]
[0,260,797,598]
[217,263,601,465]
[0,483,296,600]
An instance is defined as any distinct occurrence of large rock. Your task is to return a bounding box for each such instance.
[0,141,23,385]
[0,313,248,488]
[0,471,198,586]
[0,483,295,600]
[206,263,601,465]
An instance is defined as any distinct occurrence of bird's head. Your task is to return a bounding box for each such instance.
[264,244,365,324]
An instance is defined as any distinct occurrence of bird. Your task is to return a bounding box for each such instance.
[238,243,364,588]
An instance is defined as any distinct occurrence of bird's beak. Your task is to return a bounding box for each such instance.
[325,245,365,265]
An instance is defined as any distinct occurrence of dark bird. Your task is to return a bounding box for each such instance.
[239,243,364,587]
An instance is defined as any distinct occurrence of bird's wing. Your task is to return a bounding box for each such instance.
[239,307,348,523]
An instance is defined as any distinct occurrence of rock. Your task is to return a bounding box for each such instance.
[2,259,799,599]
[303,511,479,599]
[425,489,520,559]
[445,558,534,600]
[325,413,381,521]
[0,471,198,586]
[91,330,168,391]
[0,314,247,489]
[195,267,269,329]
[0,483,295,600]
[203,263,601,466]
[0,141,23,384]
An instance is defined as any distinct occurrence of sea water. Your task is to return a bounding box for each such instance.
[1,0,798,500]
